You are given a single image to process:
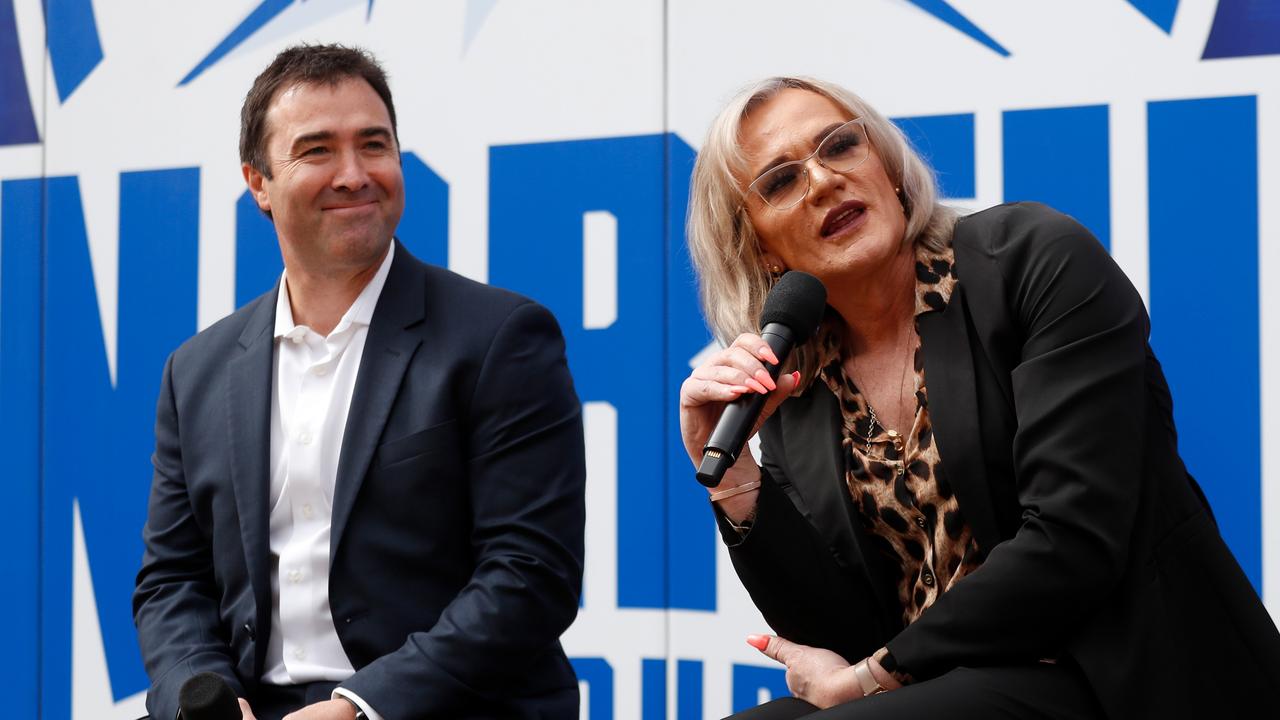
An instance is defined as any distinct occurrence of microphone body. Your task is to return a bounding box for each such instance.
[695,271,827,488]
[696,323,796,486]
[178,672,241,720]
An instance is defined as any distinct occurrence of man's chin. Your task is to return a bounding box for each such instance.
[325,233,393,267]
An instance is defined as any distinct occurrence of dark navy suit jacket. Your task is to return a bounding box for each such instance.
[133,242,586,719]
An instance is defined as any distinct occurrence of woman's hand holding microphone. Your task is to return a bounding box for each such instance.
[679,332,800,524]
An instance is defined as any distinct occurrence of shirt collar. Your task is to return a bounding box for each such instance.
[273,242,396,341]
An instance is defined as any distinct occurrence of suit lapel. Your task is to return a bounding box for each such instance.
[780,387,861,567]
[329,245,424,562]
[781,385,901,626]
[917,285,1002,553]
[226,292,276,662]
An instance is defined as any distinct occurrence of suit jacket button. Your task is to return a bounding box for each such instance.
[244,623,255,641]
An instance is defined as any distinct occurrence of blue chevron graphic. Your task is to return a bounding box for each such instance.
[179,0,377,87]
[179,0,293,86]
[44,0,103,102]
[905,0,1010,57]
[1203,0,1280,59]
[1126,0,1179,34]
[0,0,39,144]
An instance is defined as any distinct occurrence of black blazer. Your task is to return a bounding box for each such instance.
[133,242,586,720]
[720,203,1280,719]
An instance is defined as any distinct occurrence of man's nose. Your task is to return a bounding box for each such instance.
[331,148,371,192]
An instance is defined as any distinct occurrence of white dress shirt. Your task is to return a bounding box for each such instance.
[261,244,394,720]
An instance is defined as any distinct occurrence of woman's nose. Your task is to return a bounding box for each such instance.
[805,157,845,205]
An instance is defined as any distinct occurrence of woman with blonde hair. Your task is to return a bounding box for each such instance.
[679,76,1280,719]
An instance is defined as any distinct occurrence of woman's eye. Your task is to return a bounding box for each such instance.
[302,146,328,156]
[822,135,860,157]
[763,168,798,197]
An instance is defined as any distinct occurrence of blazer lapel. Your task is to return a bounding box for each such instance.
[226,291,276,663]
[780,385,901,626]
[780,387,861,567]
[329,245,424,562]
[917,285,1002,553]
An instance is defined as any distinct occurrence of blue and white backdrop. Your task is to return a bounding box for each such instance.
[1,1,1278,718]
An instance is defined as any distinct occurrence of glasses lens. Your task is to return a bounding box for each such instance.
[753,162,807,208]
[818,121,869,171]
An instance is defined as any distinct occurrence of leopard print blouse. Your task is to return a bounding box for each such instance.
[818,243,983,626]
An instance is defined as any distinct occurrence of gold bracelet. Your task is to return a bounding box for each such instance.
[707,479,761,502]
[852,658,887,697]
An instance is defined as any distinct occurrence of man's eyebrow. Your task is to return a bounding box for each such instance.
[751,122,846,181]
[288,126,393,153]
[290,130,334,152]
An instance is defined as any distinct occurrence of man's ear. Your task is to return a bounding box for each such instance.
[242,163,271,213]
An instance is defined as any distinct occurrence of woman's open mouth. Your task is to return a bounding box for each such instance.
[821,199,867,238]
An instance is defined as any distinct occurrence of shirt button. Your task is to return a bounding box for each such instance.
[290,335,303,345]
[288,569,302,584]
[302,504,314,519]
[298,430,312,445]
[922,570,935,587]
[312,366,327,376]
[293,647,306,660]
[915,516,927,528]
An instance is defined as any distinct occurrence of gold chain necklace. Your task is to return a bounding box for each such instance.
[852,319,913,455]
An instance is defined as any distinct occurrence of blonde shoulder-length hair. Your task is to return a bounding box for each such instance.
[687,76,958,387]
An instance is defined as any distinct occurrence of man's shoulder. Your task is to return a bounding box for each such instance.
[401,253,557,340]
[170,289,274,369]
[418,261,531,314]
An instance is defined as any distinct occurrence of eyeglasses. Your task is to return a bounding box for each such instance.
[745,118,872,210]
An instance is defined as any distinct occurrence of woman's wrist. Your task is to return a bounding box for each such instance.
[709,463,761,524]
[869,647,904,689]
[827,665,865,706]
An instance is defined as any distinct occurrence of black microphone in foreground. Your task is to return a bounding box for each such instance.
[178,672,240,720]
[696,271,827,487]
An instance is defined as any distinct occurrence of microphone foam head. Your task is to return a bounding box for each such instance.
[178,672,240,720]
[760,271,827,343]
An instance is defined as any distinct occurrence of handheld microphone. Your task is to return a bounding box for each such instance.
[178,672,241,720]
[696,271,827,487]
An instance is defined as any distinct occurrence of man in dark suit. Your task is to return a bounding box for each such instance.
[133,44,586,720]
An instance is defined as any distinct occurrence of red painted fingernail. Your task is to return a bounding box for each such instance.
[755,370,776,391]
[746,634,770,651]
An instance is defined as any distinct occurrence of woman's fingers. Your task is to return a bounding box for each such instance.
[682,344,778,409]
[690,364,768,395]
[748,633,797,665]
[680,375,747,405]
[729,333,781,366]
[716,345,777,391]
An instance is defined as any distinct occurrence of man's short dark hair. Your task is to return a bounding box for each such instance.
[239,43,399,179]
